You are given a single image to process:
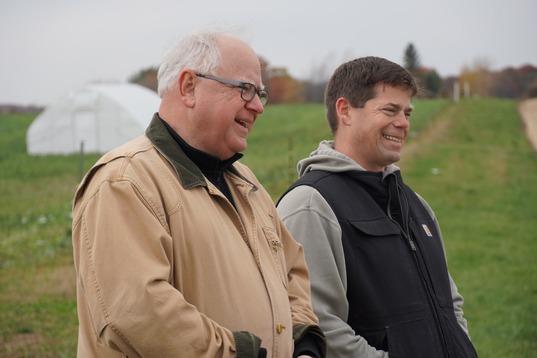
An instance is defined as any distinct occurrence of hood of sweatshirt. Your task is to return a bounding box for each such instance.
[297,140,400,179]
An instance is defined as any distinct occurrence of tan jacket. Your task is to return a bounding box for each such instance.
[72,115,322,357]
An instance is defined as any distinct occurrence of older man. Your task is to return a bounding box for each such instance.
[72,29,325,357]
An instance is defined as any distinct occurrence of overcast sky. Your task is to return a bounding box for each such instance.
[1,0,536,106]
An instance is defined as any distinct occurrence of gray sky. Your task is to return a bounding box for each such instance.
[1,0,536,106]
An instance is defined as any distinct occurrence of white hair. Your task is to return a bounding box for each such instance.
[157,27,248,97]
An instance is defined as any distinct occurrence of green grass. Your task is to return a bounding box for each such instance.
[0,114,99,356]
[399,99,537,357]
[1,98,536,356]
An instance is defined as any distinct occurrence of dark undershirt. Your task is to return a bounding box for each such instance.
[161,118,242,207]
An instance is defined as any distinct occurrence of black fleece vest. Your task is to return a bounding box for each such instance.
[281,170,477,358]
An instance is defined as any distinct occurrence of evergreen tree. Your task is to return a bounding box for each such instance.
[403,43,421,76]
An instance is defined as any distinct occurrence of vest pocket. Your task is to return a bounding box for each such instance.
[349,217,400,237]
[385,317,444,357]
[345,218,426,321]
[440,312,478,357]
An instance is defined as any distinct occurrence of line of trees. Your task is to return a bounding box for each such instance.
[129,43,537,104]
[402,43,537,100]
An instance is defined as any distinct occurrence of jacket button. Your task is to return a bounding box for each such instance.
[276,323,285,334]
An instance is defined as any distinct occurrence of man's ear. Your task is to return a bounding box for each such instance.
[178,70,197,108]
[336,97,352,126]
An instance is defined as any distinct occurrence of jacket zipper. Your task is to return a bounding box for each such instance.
[390,178,449,355]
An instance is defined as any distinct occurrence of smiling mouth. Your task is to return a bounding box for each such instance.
[236,119,248,129]
[383,134,402,143]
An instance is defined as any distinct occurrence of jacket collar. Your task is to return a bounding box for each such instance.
[145,113,207,189]
[145,113,251,190]
[160,117,243,180]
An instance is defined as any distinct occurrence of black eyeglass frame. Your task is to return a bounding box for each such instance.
[196,73,268,106]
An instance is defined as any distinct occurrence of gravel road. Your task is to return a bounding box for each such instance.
[519,98,537,152]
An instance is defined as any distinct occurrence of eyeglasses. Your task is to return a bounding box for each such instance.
[196,73,268,106]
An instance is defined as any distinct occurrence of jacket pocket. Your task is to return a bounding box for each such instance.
[262,227,288,289]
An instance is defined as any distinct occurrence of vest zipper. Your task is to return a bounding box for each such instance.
[406,221,450,355]
[404,231,416,251]
[387,176,415,251]
[395,182,450,354]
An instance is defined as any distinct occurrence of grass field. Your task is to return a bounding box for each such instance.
[1,98,536,356]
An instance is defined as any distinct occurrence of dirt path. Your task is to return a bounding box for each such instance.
[519,98,537,152]
[398,104,457,169]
